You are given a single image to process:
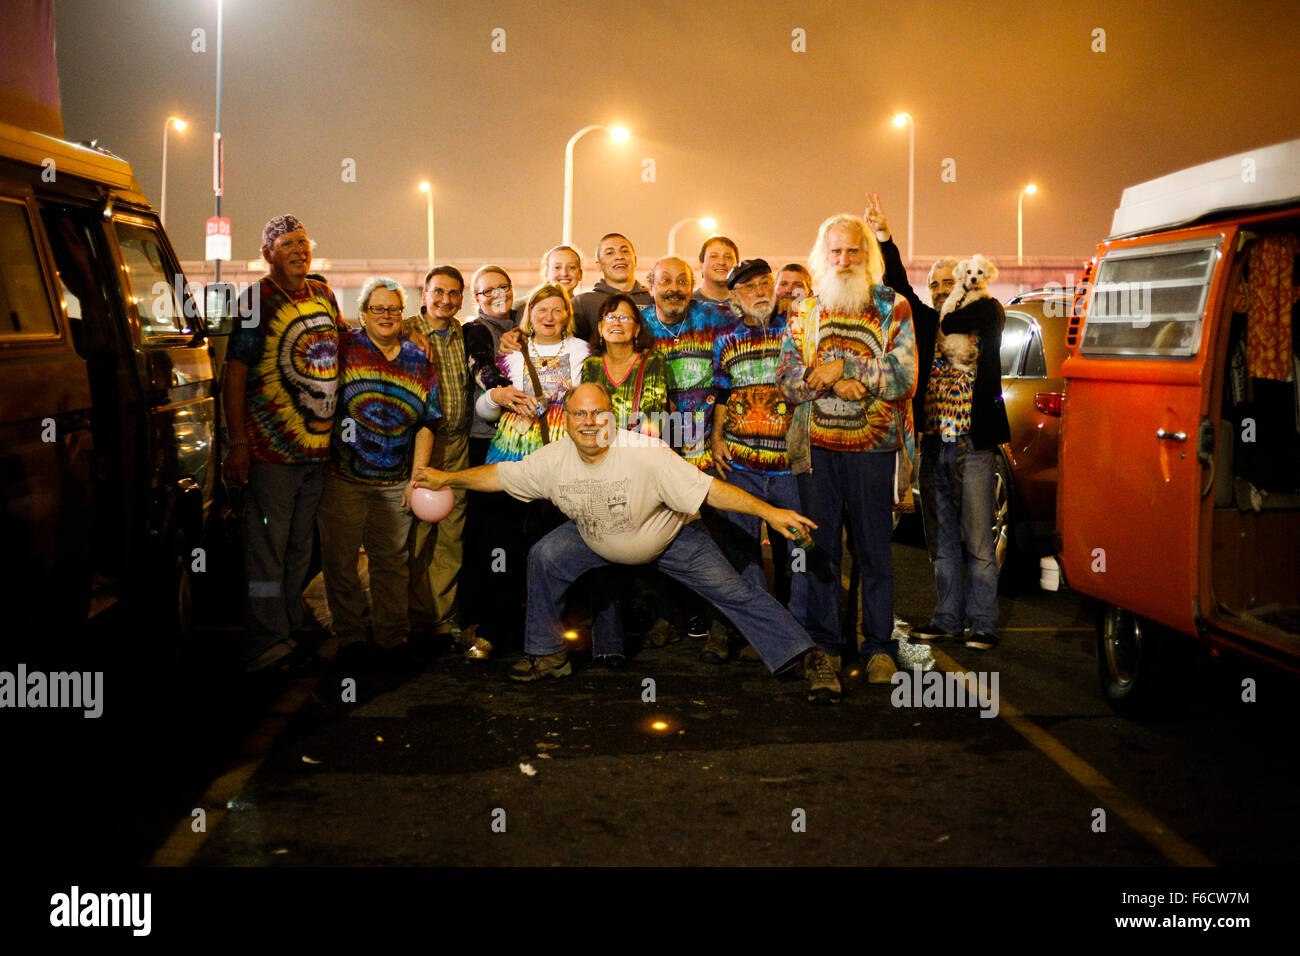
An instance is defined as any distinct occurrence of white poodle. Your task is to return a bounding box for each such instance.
[938,254,998,374]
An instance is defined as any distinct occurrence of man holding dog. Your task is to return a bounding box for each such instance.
[866,194,1008,651]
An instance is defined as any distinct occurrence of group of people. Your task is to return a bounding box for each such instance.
[221,197,1009,705]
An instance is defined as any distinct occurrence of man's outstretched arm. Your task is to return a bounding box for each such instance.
[705,478,817,541]
[413,463,504,494]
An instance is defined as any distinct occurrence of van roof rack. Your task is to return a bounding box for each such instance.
[1109,137,1300,240]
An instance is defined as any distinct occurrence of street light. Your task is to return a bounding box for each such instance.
[667,216,717,257]
[892,112,914,265]
[562,124,629,247]
[160,116,186,227]
[1018,183,1038,267]
[418,181,434,264]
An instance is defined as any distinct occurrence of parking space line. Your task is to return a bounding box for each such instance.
[148,678,318,867]
[928,645,1215,867]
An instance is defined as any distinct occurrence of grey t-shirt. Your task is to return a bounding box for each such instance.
[496,430,712,564]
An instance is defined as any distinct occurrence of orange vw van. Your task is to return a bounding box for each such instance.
[1058,138,1300,715]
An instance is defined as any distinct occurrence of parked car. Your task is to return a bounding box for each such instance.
[1057,137,1300,716]
[0,117,226,657]
[997,289,1072,579]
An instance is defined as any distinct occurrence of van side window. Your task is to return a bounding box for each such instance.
[1083,237,1221,358]
[115,222,194,337]
[38,202,119,359]
[0,200,58,337]
[1022,326,1047,377]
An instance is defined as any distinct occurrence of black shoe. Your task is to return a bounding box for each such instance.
[686,615,710,639]
[912,622,957,641]
[593,653,628,669]
[374,641,415,674]
[966,631,1000,650]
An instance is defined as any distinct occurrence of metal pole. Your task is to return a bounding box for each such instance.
[906,119,915,266]
[426,189,434,264]
[563,124,602,248]
[1018,190,1025,267]
[214,0,223,285]
[161,120,170,227]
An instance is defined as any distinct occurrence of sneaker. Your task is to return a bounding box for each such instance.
[966,631,1000,651]
[686,615,710,640]
[509,651,572,682]
[738,644,762,663]
[911,622,957,641]
[866,653,897,684]
[699,629,729,664]
[593,653,627,669]
[805,649,842,705]
[645,618,681,648]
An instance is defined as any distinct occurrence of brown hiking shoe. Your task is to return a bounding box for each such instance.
[805,649,842,705]
[738,644,762,663]
[645,618,681,648]
[867,653,897,684]
[699,629,729,663]
[508,651,572,682]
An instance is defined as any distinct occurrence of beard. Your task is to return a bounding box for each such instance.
[817,264,872,313]
[657,291,690,321]
[743,299,774,324]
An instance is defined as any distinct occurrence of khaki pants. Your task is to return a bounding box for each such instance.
[408,428,469,635]
[317,473,412,649]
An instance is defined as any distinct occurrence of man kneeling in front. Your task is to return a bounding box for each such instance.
[414,382,842,703]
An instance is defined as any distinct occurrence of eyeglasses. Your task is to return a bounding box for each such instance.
[601,313,636,324]
[366,305,404,316]
[566,409,607,421]
[475,286,510,298]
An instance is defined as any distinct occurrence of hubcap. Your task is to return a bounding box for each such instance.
[1102,607,1141,688]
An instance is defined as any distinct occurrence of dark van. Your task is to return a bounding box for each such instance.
[0,118,223,649]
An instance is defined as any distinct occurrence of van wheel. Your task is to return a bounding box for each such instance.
[1097,605,1166,718]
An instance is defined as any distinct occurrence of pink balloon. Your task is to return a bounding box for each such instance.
[411,486,454,522]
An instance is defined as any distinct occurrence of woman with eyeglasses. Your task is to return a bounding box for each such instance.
[467,283,589,658]
[317,277,442,672]
[580,292,676,435]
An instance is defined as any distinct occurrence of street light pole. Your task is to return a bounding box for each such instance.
[562,123,629,247]
[892,112,915,265]
[1018,183,1038,267]
[667,216,717,257]
[160,116,186,227]
[419,181,434,264]
[213,0,224,285]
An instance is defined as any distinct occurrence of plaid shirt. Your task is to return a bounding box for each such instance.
[406,312,470,437]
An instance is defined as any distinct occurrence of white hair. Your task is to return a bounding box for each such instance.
[808,214,884,295]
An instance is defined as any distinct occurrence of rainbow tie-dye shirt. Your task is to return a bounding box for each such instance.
[333,329,442,484]
[713,311,793,474]
[228,277,341,464]
[640,299,732,469]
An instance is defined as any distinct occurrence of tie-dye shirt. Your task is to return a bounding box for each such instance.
[713,311,793,474]
[228,277,341,464]
[333,329,442,484]
[640,299,732,469]
[482,338,589,464]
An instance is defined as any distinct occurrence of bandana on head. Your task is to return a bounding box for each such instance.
[261,214,306,254]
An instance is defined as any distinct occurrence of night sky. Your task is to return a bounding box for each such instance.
[53,0,1300,265]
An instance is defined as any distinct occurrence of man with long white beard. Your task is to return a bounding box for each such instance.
[777,214,917,703]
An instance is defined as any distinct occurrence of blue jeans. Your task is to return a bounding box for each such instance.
[795,447,896,657]
[918,435,999,634]
[722,468,806,610]
[525,521,814,672]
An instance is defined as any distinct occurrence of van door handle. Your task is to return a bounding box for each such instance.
[1156,428,1187,442]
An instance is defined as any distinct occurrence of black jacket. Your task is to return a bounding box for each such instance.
[940,296,1011,450]
[880,237,939,432]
